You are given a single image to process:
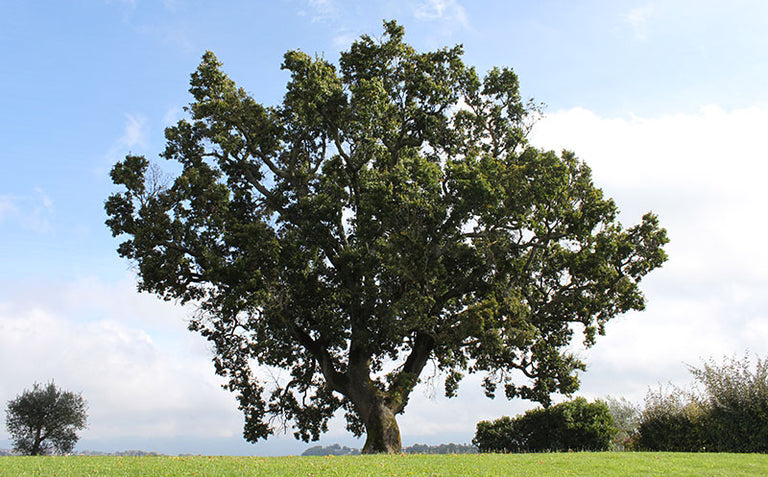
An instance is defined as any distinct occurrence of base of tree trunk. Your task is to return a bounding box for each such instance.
[361,405,402,454]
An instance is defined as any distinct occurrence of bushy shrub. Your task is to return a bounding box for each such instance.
[635,354,768,453]
[474,398,617,453]
[474,416,519,453]
[634,386,707,451]
[692,355,768,452]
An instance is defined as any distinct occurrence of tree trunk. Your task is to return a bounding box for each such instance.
[32,426,43,456]
[344,346,406,454]
[361,400,402,454]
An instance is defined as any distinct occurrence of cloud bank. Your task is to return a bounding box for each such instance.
[529,105,768,400]
[0,278,243,450]
[3,104,767,454]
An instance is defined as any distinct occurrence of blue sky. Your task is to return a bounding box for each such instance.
[2,0,768,455]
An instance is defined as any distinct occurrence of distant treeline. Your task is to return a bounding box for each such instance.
[404,443,477,454]
[78,450,163,457]
[302,444,360,456]
[0,449,163,456]
[301,443,477,456]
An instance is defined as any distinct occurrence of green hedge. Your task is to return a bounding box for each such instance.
[634,387,707,451]
[474,398,617,453]
[635,354,768,453]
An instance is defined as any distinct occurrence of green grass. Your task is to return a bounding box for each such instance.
[1,452,767,476]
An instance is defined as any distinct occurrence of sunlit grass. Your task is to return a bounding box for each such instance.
[1,452,767,476]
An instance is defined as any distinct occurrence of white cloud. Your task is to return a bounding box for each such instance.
[30,187,54,233]
[528,105,768,404]
[104,113,149,166]
[413,0,469,30]
[34,187,53,210]
[529,105,768,202]
[0,188,54,234]
[120,113,148,151]
[331,30,359,50]
[162,107,183,127]
[0,277,242,445]
[627,3,656,40]
[399,373,535,441]
[302,0,338,23]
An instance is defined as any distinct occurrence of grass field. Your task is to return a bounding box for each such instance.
[1,452,767,476]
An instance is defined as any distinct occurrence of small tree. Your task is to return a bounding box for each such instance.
[5,382,88,455]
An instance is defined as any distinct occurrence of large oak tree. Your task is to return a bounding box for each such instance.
[105,21,667,453]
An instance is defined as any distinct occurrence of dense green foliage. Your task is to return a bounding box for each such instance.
[694,354,768,452]
[636,354,768,452]
[635,386,706,452]
[105,20,667,453]
[473,398,616,452]
[2,453,768,477]
[5,382,87,456]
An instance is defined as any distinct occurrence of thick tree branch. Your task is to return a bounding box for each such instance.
[386,331,436,413]
[291,324,348,394]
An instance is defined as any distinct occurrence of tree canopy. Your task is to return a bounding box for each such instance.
[5,382,88,455]
[105,20,667,453]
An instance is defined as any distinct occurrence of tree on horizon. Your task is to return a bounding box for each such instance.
[106,20,667,453]
[5,381,88,455]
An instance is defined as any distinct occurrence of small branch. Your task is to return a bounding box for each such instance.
[236,124,289,180]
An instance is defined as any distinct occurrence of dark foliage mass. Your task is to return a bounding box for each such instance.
[5,382,87,456]
[105,20,667,453]
[634,386,705,452]
[473,397,616,452]
[635,354,768,453]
